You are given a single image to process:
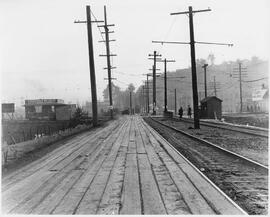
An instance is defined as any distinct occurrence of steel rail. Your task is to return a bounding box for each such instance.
[170,117,268,138]
[141,118,248,215]
[150,117,268,170]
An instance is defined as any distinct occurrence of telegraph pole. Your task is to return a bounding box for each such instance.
[165,60,168,112]
[188,6,200,128]
[152,6,232,128]
[239,63,243,113]
[148,51,162,115]
[146,76,150,113]
[156,58,175,112]
[174,88,177,115]
[142,86,145,114]
[129,91,132,115]
[99,6,116,119]
[74,6,103,127]
[202,63,208,98]
[237,62,244,113]
[170,7,211,128]
[233,62,247,113]
[152,65,156,115]
[213,76,217,97]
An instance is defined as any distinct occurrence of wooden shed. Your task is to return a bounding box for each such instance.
[200,96,222,120]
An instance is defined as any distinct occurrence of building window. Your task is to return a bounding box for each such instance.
[35,106,42,113]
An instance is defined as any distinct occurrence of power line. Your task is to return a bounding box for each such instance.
[90,10,105,42]
[74,5,102,126]
[98,6,116,119]
[242,77,268,83]
[114,71,143,77]
[114,79,130,86]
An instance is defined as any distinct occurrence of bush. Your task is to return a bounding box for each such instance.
[69,107,89,128]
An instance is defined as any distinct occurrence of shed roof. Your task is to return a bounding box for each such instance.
[24,103,66,107]
[200,96,222,103]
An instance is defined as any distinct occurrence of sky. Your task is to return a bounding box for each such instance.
[1,0,269,106]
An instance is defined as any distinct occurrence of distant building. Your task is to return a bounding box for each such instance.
[1,103,15,120]
[56,104,77,120]
[251,87,268,112]
[24,99,76,120]
[200,96,222,120]
[82,101,109,117]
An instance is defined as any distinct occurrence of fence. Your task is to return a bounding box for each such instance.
[2,120,71,145]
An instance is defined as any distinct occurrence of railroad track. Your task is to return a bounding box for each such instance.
[168,116,268,138]
[144,117,268,215]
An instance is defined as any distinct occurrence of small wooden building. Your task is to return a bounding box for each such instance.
[24,99,75,121]
[200,96,222,120]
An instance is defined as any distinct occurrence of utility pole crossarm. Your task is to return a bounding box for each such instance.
[170,8,211,15]
[148,58,162,60]
[97,24,115,27]
[156,59,175,63]
[74,20,104,23]
[99,54,117,57]
[103,66,116,70]
[161,76,185,79]
[101,31,114,34]
[148,53,162,57]
[196,41,233,46]
[152,40,190,45]
[98,39,116,42]
[148,69,160,71]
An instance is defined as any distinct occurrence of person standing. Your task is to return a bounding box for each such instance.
[178,107,183,118]
[187,105,192,118]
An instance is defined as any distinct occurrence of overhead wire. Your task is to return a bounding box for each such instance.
[91,9,117,80]
[242,77,268,83]
[114,79,130,87]
[158,16,178,57]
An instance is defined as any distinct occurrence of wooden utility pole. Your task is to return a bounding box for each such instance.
[165,60,168,112]
[153,7,233,127]
[99,6,116,120]
[188,6,200,128]
[233,62,247,113]
[213,76,217,97]
[174,88,177,115]
[202,63,208,98]
[143,75,151,114]
[239,63,243,113]
[142,86,145,113]
[152,65,156,115]
[148,51,162,115]
[146,76,150,113]
[75,6,103,127]
[156,58,175,112]
[129,91,132,115]
[170,7,212,129]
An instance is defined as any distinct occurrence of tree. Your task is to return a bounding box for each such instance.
[127,83,135,92]
[251,56,260,64]
[70,106,89,127]
[102,82,121,101]
[196,58,206,67]
[207,53,215,65]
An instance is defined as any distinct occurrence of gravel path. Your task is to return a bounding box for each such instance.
[145,117,268,215]
[155,117,268,166]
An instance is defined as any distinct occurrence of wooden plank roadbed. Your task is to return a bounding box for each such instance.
[2,116,246,215]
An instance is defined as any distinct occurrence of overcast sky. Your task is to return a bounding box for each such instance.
[1,0,269,105]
